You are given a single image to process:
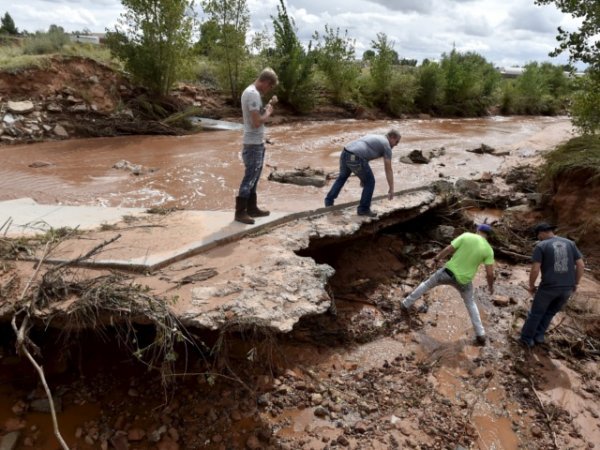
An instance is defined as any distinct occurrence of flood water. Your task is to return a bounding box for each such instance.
[0,116,571,213]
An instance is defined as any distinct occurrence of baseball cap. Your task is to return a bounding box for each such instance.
[534,222,556,234]
[477,223,493,234]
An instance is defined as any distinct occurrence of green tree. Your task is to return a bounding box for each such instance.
[201,0,250,103]
[439,49,500,116]
[196,19,220,56]
[415,60,445,113]
[368,33,396,108]
[269,0,315,113]
[312,25,360,104]
[105,0,197,95]
[570,69,600,134]
[535,0,599,67]
[362,49,375,63]
[0,12,18,35]
[535,0,599,133]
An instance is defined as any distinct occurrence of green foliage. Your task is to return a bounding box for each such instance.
[105,0,197,95]
[201,0,250,103]
[368,33,395,108]
[386,69,419,117]
[415,61,445,113]
[535,0,600,67]
[196,18,220,56]
[506,62,572,115]
[362,49,375,62]
[541,134,600,183]
[0,12,18,35]
[22,25,69,55]
[269,0,316,114]
[438,49,500,116]
[570,69,600,134]
[312,25,360,104]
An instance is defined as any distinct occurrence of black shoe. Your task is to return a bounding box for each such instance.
[357,210,377,217]
[475,335,486,346]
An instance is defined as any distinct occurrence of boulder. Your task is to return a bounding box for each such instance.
[7,101,34,114]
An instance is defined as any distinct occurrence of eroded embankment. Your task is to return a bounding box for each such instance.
[1,180,599,450]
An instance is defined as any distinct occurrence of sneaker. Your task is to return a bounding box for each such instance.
[474,335,487,346]
[358,210,377,217]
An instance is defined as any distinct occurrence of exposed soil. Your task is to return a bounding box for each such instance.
[0,56,598,450]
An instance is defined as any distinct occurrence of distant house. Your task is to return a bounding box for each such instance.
[69,33,105,45]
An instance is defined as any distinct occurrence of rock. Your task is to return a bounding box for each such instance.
[455,178,480,197]
[467,143,495,154]
[127,429,145,441]
[69,104,89,113]
[11,401,27,415]
[337,434,350,446]
[268,167,328,188]
[314,406,329,418]
[492,295,511,307]
[406,149,430,164]
[246,434,261,449]
[53,124,69,137]
[7,101,34,114]
[531,425,543,438]
[46,103,62,113]
[3,114,16,124]
[109,433,129,450]
[30,397,62,413]
[0,431,20,450]
[353,420,369,433]
[311,393,323,405]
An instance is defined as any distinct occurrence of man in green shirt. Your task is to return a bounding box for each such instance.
[401,224,495,345]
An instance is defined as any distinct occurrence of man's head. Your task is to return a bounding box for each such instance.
[255,68,278,94]
[476,223,493,237]
[534,222,556,240]
[386,129,401,148]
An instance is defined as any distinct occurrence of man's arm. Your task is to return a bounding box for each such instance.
[485,264,495,294]
[434,245,455,264]
[528,261,541,295]
[574,258,585,291]
[384,158,394,200]
[250,103,274,128]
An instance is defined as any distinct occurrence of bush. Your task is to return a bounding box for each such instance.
[415,61,445,114]
[22,25,69,55]
[570,70,600,135]
[386,69,419,117]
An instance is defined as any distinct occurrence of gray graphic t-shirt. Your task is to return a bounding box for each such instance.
[241,84,264,145]
[533,236,582,288]
[345,135,392,161]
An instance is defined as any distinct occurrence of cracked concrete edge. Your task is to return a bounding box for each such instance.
[183,188,443,333]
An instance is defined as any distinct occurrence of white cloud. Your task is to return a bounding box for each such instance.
[6,0,580,67]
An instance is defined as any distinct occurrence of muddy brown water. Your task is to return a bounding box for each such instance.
[0,116,571,212]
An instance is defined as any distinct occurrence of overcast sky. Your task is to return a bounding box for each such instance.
[6,0,582,68]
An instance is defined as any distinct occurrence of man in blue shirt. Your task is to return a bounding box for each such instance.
[519,223,585,348]
[324,130,401,217]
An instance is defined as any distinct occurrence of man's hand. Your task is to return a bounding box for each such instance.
[527,285,537,296]
[387,190,394,200]
[488,285,494,295]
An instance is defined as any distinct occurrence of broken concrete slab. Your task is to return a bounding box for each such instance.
[0,198,146,237]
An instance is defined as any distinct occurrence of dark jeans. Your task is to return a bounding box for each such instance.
[520,287,572,346]
[324,150,375,214]
[238,144,265,199]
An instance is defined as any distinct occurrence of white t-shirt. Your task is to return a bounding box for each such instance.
[241,84,264,145]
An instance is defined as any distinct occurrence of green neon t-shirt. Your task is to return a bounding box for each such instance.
[445,232,494,285]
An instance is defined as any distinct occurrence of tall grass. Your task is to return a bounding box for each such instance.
[541,135,600,183]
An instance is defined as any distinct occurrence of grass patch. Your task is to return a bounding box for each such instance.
[541,134,600,183]
[0,46,51,71]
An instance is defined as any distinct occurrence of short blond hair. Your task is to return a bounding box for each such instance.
[258,68,279,87]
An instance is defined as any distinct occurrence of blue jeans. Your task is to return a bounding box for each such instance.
[402,268,485,337]
[520,287,572,346]
[324,150,375,214]
[238,144,265,199]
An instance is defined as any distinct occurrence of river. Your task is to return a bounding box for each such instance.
[0,116,572,213]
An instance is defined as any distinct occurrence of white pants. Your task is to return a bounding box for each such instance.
[402,267,485,337]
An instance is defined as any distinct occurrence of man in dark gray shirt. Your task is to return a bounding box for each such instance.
[324,130,400,217]
[519,223,585,347]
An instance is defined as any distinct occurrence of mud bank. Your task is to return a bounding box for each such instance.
[1,193,598,450]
